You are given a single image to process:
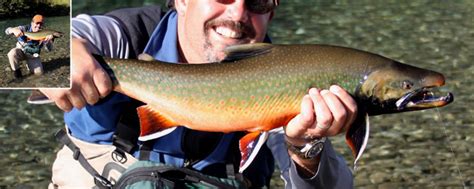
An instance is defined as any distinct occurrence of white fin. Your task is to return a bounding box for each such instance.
[239,131,269,173]
[138,127,177,141]
[353,113,370,171]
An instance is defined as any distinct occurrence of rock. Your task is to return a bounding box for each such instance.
[370,172,391,184]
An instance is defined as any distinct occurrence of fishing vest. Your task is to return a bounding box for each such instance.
[104,6,274,187]
[18,25,42,55]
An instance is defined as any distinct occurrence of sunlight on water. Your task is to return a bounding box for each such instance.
[435,107,467,189]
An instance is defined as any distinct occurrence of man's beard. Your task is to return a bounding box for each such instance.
[203,19,256,62]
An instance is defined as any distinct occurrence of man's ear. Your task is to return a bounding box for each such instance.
[174,0,188,16]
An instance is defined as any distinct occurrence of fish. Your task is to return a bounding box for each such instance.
[30,43,454,172]
[91,43,453,172]
[23,29,63,41]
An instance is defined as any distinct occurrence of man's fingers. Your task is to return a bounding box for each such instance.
[329,85,358,131]
[308,88,333,135]
[40,89,74,112]
[67,86,87,110]
[320,88,348,136]
[81,81,100,105]
[54,95,73,112]
[93,66,113,98]
[286,95,313,138]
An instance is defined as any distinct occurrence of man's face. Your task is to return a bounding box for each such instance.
[31,21,43,32]
[177,0,273,63]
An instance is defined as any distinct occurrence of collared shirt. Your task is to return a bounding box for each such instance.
[70,7,353,188]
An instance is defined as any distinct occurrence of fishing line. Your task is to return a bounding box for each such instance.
[434,108,466,188]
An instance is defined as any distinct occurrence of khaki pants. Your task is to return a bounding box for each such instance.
[49,132,137,189]
[7,47,43,75]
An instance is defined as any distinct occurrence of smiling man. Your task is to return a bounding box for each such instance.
[5,14,54,79]
[176,1,270,62]
[42,1,355,188]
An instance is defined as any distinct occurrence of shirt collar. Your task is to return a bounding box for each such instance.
[143,10,179,63]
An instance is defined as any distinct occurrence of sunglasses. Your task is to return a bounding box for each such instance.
[245,0,279,14]
[34,22,43,26]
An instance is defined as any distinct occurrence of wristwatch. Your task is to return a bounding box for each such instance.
[286,137,327,159]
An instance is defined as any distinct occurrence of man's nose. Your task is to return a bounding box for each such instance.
[227,0,249,22]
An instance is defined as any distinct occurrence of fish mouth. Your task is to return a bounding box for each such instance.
[395,87,454,110]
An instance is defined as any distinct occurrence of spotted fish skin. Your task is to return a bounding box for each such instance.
[94,43,452,172]
[100,45,367,133]
[23,29,63,40]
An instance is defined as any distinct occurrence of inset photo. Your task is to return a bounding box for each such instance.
[0,0,70,88]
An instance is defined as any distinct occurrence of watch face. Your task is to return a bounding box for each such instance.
[305,142,324,158]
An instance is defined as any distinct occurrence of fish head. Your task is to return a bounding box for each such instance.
[358,61,453,115]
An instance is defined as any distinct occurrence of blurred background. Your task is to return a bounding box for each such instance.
[0,0,472,188]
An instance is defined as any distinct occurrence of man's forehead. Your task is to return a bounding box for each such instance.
[166,0,280,8]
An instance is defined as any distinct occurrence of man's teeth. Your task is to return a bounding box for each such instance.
[215,26,241,39]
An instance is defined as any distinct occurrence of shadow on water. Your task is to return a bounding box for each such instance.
[43,57,70,72]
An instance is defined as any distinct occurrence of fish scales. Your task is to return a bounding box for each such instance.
[104,45,367,133]
[92,43,452,172]
[23,29,63,40]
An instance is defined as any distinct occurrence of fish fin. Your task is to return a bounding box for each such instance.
[222,43,273,62]
[138,53,155,61]
[27,90,53,104]
[137,105,178,141]
[238,131,269,173]
[138,127,177,141]
[345,113,370,171]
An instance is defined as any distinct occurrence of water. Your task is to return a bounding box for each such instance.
[1,1,473,188]
[273,1,473,188]
[0,16,70,88]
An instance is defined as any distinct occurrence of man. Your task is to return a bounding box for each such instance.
[42,1,356,188]
[5,14,54,79]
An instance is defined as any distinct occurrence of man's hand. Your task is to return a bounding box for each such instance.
[284,85,358,176]
[39,38,113,112]
[7,27,24,37]
[44,34,54,43]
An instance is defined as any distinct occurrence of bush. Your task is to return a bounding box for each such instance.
[0,0,69,19]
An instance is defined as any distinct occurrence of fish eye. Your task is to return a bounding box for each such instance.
[402,80,413,90]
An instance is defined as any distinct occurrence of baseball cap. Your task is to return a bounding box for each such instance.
[32,14,44,23]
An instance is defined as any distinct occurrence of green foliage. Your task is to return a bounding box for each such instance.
[0,0,69,20]
[72,0,166,16]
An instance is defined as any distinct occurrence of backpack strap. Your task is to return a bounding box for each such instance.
[111,98,144,161]
[54,129,113,189]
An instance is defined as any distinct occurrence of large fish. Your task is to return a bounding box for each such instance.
[92,43,453,172]
[23,29,63,41]
[31,43,453,172]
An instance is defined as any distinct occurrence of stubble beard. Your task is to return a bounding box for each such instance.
[202,19,256,63]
